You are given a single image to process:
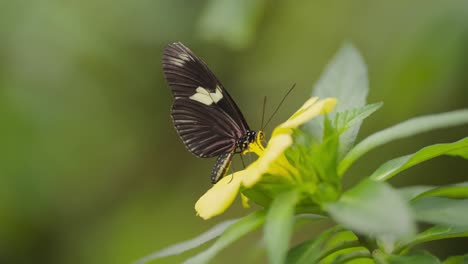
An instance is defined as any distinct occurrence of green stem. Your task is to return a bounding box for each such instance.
[338,109,468,176]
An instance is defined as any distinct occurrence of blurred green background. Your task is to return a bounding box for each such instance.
[1,1,467,263]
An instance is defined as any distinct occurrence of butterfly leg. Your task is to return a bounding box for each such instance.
[239,154,246,169]
[227,160,235,183]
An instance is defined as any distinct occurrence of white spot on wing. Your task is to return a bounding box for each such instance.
[212,86,223,102]
[189,86,223,105]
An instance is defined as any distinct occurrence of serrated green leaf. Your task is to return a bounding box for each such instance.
[339,109,468,176]
[334,102,383,134]
[133,218,240,264]
[288,124,341,204]
[183,211,265,264]
[264,190,299,264]
[370,138,468,181]
[310,43,369,156]
[395,225,468,253]
[411,197,468,227]
[286,226,344,264]
[324,180,415,245]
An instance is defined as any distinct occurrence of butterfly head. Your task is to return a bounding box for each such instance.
[240,130,265,156]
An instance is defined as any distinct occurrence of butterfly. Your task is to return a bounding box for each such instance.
[162,42,263,184]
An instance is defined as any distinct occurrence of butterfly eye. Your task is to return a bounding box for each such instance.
[259,131,265,140]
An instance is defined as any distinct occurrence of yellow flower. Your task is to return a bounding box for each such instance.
[195,97,337,219]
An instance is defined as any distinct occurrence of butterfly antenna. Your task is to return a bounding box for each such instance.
[260,96,267,129]
[262,83,296,130]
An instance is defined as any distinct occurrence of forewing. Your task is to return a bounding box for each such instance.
[171,99,240,158]
[162,42,250,131]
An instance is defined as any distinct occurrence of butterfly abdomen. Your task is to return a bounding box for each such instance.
[211,152,234,184]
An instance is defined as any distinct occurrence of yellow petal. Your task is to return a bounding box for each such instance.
[289,97,319,120]
[242,133,293,187]
[275,98,337,133]
[195,133,293,219]
[195,172,246,220]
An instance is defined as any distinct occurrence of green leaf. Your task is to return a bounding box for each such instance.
[286,226,344,264]
[319,231,366,264]
[395,225,468,253]
[329,250,372,264]
[413,182,468,200]
[339,109,468,176]
[288,125,341,204]
[334,102,383,134]
[324,180,415,246]
[370,138,468,181]
[310,43,369,156]
[398,186,435,201]
[312,43,368,112]
[183,211,266,264]
[443,254,468,264]
[264,190,299,264]
[411,197,468,227]
[381,251,441,264]
[133,218,240,264]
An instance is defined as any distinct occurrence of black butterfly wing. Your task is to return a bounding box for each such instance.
[171,99,239,157]
[163,42,250,158]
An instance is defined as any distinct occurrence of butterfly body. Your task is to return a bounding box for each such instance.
[162,42,261,184]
